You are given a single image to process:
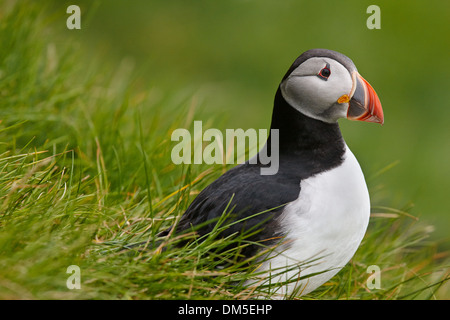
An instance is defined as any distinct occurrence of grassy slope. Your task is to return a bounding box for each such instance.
[0,2,448,299]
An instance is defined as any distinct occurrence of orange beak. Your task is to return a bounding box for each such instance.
[346,72,384,124]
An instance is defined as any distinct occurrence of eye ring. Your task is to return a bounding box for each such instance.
[317,63,331,80]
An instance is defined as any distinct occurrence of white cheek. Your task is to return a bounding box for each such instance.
[281,76,322,108]
[280,69,353,122]
[281,76,336,118]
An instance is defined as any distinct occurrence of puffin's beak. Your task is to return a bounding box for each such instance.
[346,72,384,124]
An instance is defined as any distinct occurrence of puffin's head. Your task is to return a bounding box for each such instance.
[280,49,384,124]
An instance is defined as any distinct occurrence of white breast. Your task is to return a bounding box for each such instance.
[248,145,370,298]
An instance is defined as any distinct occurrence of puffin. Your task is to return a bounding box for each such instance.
[164,49,384,297]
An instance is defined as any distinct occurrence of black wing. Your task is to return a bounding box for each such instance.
[167,161,302,256]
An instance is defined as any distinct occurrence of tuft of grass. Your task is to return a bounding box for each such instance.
[0,2,448,300]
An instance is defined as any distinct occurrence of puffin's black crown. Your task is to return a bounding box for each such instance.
[282,49,357,81]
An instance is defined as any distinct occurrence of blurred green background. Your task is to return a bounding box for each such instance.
[49,0,449,240]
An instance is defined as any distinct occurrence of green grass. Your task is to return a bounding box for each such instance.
[0,2,448,300]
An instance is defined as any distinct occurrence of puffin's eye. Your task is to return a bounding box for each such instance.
[317,63,331,80]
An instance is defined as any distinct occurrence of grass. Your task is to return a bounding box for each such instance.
[0,2,448,300]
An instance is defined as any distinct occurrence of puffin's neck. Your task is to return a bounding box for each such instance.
[266,87,345,162]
